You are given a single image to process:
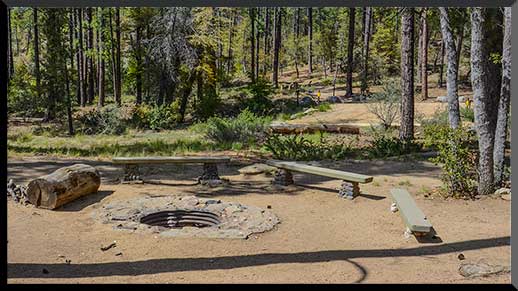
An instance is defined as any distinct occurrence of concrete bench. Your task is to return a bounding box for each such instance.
[390,188,433,236]
[112,156,231,184]
[265,160,373,199]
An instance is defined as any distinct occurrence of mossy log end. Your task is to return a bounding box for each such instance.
[26,164,101,209]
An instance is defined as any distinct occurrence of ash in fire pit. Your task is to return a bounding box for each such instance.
[94,195,280,239]
[140,210,221,228]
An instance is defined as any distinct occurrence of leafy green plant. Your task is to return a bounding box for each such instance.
[365,135,423,159]
[75,105,128,135]
[240,78,274,115]
[192,109,272,147]
[460,106,475,122]
[263,132,354,161]
[423,124,478,198]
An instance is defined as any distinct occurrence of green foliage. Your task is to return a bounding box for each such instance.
[75,105,128,135]
[192,109,272,147]
[367,78,401,129]
[240,78,274,115]
[423,124,478,198]
[460,106,475,122]
[8,64,44,117]
[365,135,423,159]
[263,132,354,161]
[129,103,180,130]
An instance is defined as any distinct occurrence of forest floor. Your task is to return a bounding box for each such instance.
[7,156,510,283]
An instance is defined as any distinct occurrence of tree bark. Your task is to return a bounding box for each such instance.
[27,164,101,210]
[77,9,86,107]
[108,8,117,106]
[8,8,14,79]
[420,9,428,101]
[115,8,122,106]
[493,7,511,187]
[86,8,95,104]
[97,8,105,107]
[250,8,256,83]
[471,8,495,195]
[135,26,143,104]
[399,8,415,141]
[361,7,372,95]
[227,10,235,76]
[33,8,41,99]
[439,7,461,129]
[308,7,313,77]
[272,8,281,87]
[346,8,355,97]
[438,39,445,88]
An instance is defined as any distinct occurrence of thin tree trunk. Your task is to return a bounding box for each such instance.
[78,9,86,107]
[97,8,105,107]
[86,8,95,104]
[115,8,121,106]
[493,7,511,187]
[108,8,117,106]
[455,22,464,81]
[33,8,41,99]
[255,9,260,80]
[227,10,234,76]
[346,8,355,97]
[8,8,14,79]
[361,7,372,95]
[308,7,313,77]
[420,9,428,101]
[178,71,197,123]
[135,27,143,104]
[400,8,415,141]
[272,8,282,87]
[439,7,461,129]
[64,40,74,135]
[295,8,300,79]
[250,8,256,83]
[471,8,495,195]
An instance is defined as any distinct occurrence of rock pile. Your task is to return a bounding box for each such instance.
[7,179,30,205]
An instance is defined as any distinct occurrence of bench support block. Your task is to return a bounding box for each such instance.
[338,181,360,199]
[273,169,294,186]
[122,164,143,184]
[198,163,222,185]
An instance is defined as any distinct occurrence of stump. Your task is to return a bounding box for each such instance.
[26,164,101,209]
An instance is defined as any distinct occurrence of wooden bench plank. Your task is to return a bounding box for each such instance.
[112,156,231,164]
[390,188,433,233]
[265,160,373,184]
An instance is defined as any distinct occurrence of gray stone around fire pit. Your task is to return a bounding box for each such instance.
[93,195,279,239]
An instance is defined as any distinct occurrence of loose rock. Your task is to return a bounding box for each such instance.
[458,261,510,278]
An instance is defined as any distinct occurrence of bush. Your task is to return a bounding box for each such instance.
[130,103,180,130]
[8,63,45,118]
[263,132,354,161]
[365,135,423,159]
[366,79,400,129]
[75,105,128,135]
[460,106,475,122]
[423,124,478,198]
[192,109,272,147]
[240,78,274,115]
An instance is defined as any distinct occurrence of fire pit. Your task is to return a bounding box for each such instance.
[94,195,280,239]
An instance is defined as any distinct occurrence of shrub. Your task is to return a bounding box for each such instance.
[192,109,272,147]
[130,103,180,130]
[366,79,400,129]
[460,106,475,122]
[8,63,45,118]
[263,132,354,161]
[75,105,128,135]
[240,78,274,115]
[365,135,423,159]
[423,124,478,198]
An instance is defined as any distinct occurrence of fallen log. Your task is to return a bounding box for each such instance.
[269,123,360,135]
[26,164,101,209]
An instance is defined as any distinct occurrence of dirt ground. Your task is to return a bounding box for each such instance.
[7,156,510,283]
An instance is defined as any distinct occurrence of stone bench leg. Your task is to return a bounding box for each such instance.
[198,163,222,185]
[122,164,143,184]
[338,181,360,199]
[273,169,294,186]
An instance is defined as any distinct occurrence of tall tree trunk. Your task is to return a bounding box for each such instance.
[307,7,313,77]
[64,38,74,135]
[108,8,117,106]
[439,7,461,129]
[67,9,75,74]
[346,8,355,97]
[420,8,428,101]
[86,8,95,104]
[227,10,234,76]
[455,22,464,81]
[78,9,86,107]
[250,8,256,83]
[493,7,511,187]
[295,8,300,79]
[272,8,282,87]
[400,8,415,141]
[97,8,105,107]
[471,8,496,195]
[255,9,260,80]
[178,71,197,123]
[135,26,143,104]
[33,8,41,99]
[115,8,121,106]
[8,8,14,79]
[361,7,372,95]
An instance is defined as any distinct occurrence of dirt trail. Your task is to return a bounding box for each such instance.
[7,156,510,283]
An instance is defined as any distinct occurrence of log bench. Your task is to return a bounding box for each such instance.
[390,188,433,236]
[112,156,231,184]
[265,160,373,199]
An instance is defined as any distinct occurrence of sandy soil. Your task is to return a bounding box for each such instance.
[7,156,510,283]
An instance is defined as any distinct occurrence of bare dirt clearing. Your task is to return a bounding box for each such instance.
[7,156,510,283]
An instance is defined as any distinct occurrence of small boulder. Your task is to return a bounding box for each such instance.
[326,96,343,103]
[300,96,316,107]
[436,96,448,103]
[238,163,276,175]
[458,261,510,278]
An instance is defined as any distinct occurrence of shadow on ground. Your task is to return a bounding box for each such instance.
[8,236,509,281]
